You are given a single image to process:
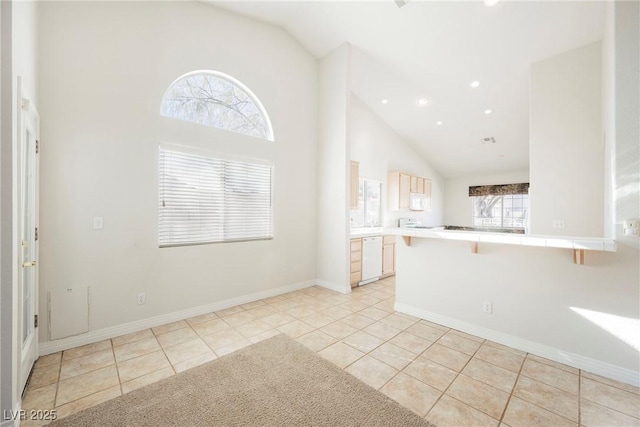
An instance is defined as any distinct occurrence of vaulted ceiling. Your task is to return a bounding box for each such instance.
[212,1,605,177]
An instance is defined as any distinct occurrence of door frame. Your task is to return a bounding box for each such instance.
[16,76,40,395]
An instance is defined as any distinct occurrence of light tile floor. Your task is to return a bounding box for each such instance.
[22,277,640,427]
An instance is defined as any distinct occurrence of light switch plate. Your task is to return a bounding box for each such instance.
[93,217,104,229]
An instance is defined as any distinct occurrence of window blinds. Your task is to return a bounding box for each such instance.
[159,147,273,247]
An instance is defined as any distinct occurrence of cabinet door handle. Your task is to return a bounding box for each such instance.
[22,261,36,267]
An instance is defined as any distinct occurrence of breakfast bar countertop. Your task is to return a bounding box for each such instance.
[384,226,617,252]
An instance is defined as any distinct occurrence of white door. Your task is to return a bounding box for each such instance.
[18,81,40,394]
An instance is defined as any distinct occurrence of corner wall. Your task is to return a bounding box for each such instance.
[349,95,444,227]
[38,2,318,345]
[316,44,351,293]
[396,3,640,385]
[529,42,604,237]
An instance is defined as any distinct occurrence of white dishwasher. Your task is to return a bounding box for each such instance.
[360,236,383,285]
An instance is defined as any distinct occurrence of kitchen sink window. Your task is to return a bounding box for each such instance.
[351,179,382,228]
[158,145,273,247]
[469,183,529,229]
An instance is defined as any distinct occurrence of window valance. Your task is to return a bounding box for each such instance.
[469,183,529,197]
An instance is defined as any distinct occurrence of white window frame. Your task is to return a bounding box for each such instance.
[471,194,528,229]
[158,143,274,247]
[160,70,274,142]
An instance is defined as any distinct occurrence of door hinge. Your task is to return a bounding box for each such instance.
[35,227,38,241]
[35,140,39,154]
[34,314,38,328]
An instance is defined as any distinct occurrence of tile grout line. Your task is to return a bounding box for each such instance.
[497,349,527,424]
[155,327,179,376]
[109,338,124,396]
[52,352,64,408]
[578,369,582,426]
[423,337,488,422]
[321,306,408,375]
[357,319,450,405]
[502,356,581,425]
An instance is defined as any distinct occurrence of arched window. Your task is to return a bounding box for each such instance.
[161,71,274,141]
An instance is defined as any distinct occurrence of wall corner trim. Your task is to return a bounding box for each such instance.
[38,280,317,356]
[395,302,640,388]
[315,280,351,294]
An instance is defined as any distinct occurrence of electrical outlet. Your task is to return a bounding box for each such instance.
[137,292,146,305]
[552,219,565,229]
[93,217,104,229]
[482,301,493,314]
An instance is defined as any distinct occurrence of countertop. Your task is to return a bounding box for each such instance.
[350,227,384,238]
[385,227,617,252]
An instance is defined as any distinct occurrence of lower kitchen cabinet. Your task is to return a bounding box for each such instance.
[381,235,396,278]
[350,238,363,287]
[350,235,395,287]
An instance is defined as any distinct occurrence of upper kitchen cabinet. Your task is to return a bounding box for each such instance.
[423,179,432,211]
[388,171,410,211]
[350,161,360,209]
[388,171,431,211]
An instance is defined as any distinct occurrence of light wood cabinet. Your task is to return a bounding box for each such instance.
[381,235,396,278]
[350,238,362,287]
[350,235,395,286]
[410,175,419,193]
[423,179,432,210]
[388,172,411,211]
[350,161,359,209]
[388,171,432,212]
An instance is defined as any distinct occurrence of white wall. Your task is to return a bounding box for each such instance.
[602,2,615,240]
[396,239,639,384]
[530,42,604,237]
[443,170,529,227]
[316,44,351,293]
[38,2,318,342]
[349,95,444,228]
[396,5,640,385]
[613,0,640,242]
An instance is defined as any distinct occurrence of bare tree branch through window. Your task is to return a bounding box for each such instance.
[161,72,273,141]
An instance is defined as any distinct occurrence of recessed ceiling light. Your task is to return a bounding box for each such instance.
[470,81,480,88]
[417,98,429,106]
[381,99,388,104]
[484,0,501,7]
[436,121,443,126]
[484,109,493,115]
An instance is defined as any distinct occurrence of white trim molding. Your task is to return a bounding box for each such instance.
[39,280,316,356]
[315,280,351,294]
[395,302,640,388]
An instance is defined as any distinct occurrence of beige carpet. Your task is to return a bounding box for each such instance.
[50,334,435,427]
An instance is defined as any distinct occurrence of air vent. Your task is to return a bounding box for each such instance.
[482,137,496,144]
[395,0,410,8]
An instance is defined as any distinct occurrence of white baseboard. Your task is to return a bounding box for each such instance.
[39,280,316,356]
[395,302,640,388]
[315,280,351,294]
